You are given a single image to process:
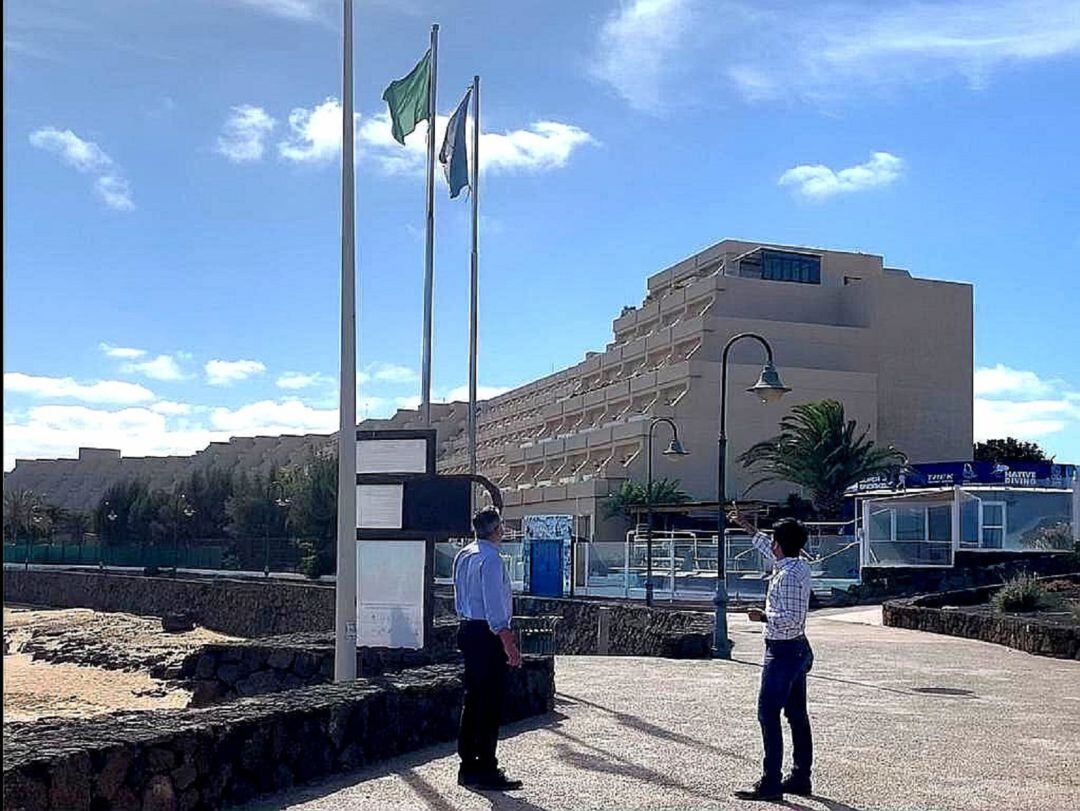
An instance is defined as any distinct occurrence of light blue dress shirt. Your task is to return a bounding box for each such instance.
[453,539,513,633]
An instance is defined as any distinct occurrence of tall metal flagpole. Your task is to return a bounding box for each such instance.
[467,75,480,476]
[420,24,439,426]
[334,0,358,683]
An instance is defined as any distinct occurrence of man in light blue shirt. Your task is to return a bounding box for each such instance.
[453,506,522,791]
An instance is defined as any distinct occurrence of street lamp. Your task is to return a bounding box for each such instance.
[645,417,689,607]
[174,494,195,577]
[267,480,291,577]
[714,333,790,658]
[101,503,117,571]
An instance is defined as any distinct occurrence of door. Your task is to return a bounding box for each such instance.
[529,539,563,597]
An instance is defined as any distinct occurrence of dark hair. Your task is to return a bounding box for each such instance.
[472,506,502,539]
[772,519,808,558]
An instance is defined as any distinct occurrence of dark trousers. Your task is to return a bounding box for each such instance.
[458,620,507,774]
[757,636,814,788]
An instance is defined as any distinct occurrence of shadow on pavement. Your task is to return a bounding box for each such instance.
[239,710,568,810]
[545,726,719,804]
[728,657,913,697]
[556,692,754,763]
[785,796,867,811]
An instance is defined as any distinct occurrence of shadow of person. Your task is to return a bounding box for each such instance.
[460,784,553,811]
[784,796,866,811]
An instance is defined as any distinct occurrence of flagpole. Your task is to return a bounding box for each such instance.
[334,0,358,683]
[468,75,480,477]
[420,24,439,426]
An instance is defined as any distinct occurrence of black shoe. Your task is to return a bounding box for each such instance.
[733,779,783,802]
[457,767,480,787]
[473,769,523,791]
[780,773,813,797]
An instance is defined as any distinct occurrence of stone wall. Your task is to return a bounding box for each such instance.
[882,573,1080,659]
[182,623,460,706]
[3,568,333,638]
[4,568,715,658]
[513,595,714,657]
[2,659,555,811]
[844,551,1079,604]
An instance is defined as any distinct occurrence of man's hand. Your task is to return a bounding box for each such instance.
[747,607,767,623]
[726,507,757,535]
[498,628,523,668]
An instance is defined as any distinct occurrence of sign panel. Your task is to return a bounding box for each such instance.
[356,540,425,649]
[848,462,1078,493]
[356,439,428,474]
[356,484,403,529]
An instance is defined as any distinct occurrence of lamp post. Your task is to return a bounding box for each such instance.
[266,480,290,578]
[714,333,790,658]
[173,494,194,577]
[101,503,117,571]
[645,417,689,607]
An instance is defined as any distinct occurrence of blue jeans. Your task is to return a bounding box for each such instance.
[757,636,813,788]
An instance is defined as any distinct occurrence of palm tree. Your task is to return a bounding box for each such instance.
[738,400,906,517]
[603,478,691,521]
[3,489,42,544]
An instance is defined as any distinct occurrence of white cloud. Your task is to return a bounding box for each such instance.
[99,342,146,359]
[94,175,134,210]
[275,100,595,174]
[590,0,694,112]
[590,1,1080,108]
[148,400,193,416]
[779,152,903,199]
[230,0,326,20]
[209,399,336,434]
[217,105,276,162]
[29,127,135,210]
[205,359,267,386]
[3,405,218,471]
[278,98,350,163]
[276,371,329,390]
[974,364,1080,445]
[4,372,155,405]
[123,354,188,381]
[360,362,419,385]
[28,127,112,172]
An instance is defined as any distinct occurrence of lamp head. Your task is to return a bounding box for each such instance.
[747,361,790,404]
[663,437,689,457]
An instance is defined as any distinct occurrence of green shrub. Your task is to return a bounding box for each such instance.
[297,540,323,579]
[992,574,1063,613]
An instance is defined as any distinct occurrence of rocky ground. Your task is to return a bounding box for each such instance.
[3,605,236,722]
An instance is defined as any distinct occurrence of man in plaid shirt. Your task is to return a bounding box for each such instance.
[730,514,815,802]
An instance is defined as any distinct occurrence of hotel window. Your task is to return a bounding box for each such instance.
[761,250,821,284]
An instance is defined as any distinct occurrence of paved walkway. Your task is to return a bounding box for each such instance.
[247,608,1080,811]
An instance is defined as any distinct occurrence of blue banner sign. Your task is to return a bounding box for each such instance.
[848,461,1077,493]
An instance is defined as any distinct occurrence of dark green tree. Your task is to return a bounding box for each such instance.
[739,399,907,518]
[603,478,691,521]
[973,437,1051,463]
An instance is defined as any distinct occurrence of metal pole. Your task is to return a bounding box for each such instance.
[335,0,358,682]
[467,74,480,476]
[646,422,654,607]
[420,24,439,426]
[714,332,776,659]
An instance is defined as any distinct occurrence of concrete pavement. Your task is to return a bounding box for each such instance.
[245,608,1080,811]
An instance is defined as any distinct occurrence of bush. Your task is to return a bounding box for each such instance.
[297,540,324,579]
[1021,521,1075,552]
[992,573,1063,613]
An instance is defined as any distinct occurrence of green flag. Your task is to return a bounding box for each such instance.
[382,49,431,145]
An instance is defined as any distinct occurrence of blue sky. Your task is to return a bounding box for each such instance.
[4,0,1080,471]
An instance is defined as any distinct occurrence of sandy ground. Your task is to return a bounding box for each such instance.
[3,605,233,723]
[251,607,1080,811]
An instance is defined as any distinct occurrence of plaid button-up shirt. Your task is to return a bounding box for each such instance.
[751,532,811,641]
